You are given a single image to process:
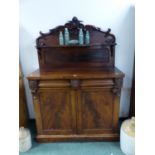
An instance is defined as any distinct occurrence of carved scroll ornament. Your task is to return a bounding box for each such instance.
[36,17,116,47]
[112,78,123,96]
[29,80,39,99]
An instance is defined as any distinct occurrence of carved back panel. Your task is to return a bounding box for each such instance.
[36,17,116,70]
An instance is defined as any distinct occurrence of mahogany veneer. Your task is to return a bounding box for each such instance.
[27,17,124,142]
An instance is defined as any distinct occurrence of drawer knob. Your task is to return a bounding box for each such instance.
[70,80,80,89]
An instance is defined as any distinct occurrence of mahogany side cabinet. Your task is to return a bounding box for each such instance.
[27,17,124,142]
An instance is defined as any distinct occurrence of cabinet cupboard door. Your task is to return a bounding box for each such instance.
[38,89,76,135]
[77,88,117,134]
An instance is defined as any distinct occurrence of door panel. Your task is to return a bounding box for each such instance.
[77,88,115,134]
[38,89,75,135]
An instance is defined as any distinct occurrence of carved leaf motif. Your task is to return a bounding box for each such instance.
[29,80,38,93]
[112,78,123,96]
[36,17,116,47]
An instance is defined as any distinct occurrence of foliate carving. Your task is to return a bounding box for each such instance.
[115,78,123,88]
[38,37,47,47]
[65,17,84,28]
[29,80,38,94]
[36,17,116,47]
[112,88,120,95]
[112,78,123,96]
[29,80,39,99]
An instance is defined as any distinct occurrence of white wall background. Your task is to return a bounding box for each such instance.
[19,0,135,118]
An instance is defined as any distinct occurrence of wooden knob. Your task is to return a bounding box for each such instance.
[70,79,80,89]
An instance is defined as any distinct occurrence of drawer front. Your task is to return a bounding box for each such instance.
[38,79,114,89]
[80,79,114,88]
[39,80,70,88]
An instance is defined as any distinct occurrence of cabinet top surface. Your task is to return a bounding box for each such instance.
[27,67,124,80]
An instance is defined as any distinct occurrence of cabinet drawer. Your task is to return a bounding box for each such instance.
[39,80,70,88]
[39,79,114,89]
[81,79,114,87]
